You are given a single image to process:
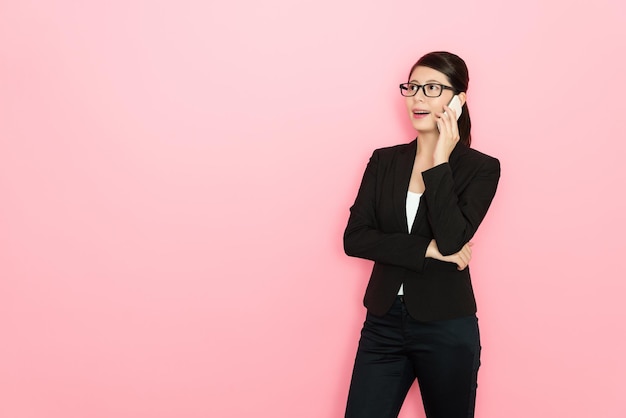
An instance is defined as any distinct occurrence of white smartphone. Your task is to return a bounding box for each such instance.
[445,95,463,120]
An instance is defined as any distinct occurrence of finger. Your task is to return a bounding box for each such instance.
[457,248,471,268]
[441,106,454,128]
[434,111,444,118]
[455,256,464,270]
[461,257,470,270]
[457,251,469,266]
[437,120,452,139]
[451,119,460,141]
[442,105,460,140]
[443,104,456,121]
[435,112,449,125]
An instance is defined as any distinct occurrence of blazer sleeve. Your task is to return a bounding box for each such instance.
[344,150,431,272]
[421,156,500,255]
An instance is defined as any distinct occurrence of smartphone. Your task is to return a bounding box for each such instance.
[445,95,463,120]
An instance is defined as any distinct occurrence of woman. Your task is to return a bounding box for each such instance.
[343,51,500,418]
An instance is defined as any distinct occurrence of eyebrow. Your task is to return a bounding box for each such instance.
[410,79,444,84]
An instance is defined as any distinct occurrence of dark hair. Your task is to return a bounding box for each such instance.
[408,51,472,147]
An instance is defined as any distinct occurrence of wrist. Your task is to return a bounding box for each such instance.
[433,150,449,166]
[433,156,449,166]
[426,240,438,259]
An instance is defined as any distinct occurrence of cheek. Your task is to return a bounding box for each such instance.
[438,94,456,110]
[432,98,446,112]
[405,97,413,112]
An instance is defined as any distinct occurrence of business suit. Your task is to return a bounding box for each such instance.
[344,139,500,321]
[344,139,500,418]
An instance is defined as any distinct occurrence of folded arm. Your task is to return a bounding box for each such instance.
[422,157,501,255]
[343,150,431,272]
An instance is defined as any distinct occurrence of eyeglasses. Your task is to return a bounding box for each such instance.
[399,82,455,98]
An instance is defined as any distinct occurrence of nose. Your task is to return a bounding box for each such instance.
[412,87,427,101]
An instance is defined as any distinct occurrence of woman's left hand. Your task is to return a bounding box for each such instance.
[433,105,460,165]
[426,240,473,270]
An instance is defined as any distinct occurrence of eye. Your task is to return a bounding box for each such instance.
[426,84,441,92]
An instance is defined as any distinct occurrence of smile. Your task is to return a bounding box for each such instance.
[412,110,430,119]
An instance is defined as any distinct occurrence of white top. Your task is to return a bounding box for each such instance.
[398,191,422,296]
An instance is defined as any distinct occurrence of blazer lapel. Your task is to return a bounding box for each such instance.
[392,140,417,231]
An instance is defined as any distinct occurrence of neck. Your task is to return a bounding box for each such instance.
[415,130,438,158]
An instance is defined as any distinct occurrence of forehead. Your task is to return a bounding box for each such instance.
[409,66,449,84]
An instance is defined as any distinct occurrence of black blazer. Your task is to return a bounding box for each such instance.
[344,139,500,321]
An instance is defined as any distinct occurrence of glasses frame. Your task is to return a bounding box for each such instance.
[399,82,456,98]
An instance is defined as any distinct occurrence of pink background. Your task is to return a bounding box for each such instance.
[1,1,625,417]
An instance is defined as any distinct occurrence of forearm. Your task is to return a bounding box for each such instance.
[422,159,500,255]
[425,239,473,270]
[344,221,430,272]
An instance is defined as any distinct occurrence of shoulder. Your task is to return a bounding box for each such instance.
[371,140,416,160]
[453,144,500,172]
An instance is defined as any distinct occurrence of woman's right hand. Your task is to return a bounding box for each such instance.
[426,240,473,270]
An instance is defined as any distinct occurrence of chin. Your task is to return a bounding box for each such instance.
[411,120,436,132]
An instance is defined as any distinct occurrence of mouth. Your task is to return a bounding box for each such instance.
[412,110,430,119]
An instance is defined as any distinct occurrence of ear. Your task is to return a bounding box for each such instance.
[457,92,467,107]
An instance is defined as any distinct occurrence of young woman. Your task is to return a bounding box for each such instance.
[343,51,500,418]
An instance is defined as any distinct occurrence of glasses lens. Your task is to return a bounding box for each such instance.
[400,83,416,97]
[424,84,442,97]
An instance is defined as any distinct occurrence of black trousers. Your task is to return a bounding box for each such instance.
[345,297,481,418]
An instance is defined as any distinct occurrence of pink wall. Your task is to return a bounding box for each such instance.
[2,1,625,417]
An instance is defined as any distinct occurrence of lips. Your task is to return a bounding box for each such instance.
[412,109,430,119]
